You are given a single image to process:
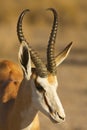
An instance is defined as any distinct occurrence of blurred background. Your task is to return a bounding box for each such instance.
[0,0,87,130]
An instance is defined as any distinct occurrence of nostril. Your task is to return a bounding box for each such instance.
[58,115,65,120]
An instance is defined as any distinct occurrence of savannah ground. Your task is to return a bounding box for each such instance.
[0,0,87,130]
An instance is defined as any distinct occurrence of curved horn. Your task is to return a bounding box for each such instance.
[17,9,48,77]
[47,8,58,75]
[17,9,30,43]
[30,50,48,77]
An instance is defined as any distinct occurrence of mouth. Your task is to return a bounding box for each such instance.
[49,115,59,123]
[43,93,65,123]
[49,112,65,123]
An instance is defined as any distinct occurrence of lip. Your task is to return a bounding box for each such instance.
[49,112,65,124]
[49,114,59,123]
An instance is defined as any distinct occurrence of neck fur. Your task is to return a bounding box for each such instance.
[8,78,38,130]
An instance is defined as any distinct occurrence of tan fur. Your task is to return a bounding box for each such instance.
[0,60,40,130]
[0,60,23,102]
[31,114,40,130]
[47,74,56,84]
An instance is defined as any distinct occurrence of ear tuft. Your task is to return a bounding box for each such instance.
[20,44,29,73]
[18,42,31,80]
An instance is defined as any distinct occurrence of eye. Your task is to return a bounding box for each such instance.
[36,85,45,93]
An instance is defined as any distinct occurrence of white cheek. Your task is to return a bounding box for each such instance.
[31,80,49,114]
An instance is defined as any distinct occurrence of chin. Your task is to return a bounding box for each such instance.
[49,115,60,124]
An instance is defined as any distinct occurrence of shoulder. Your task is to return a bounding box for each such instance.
[0,60,23,103]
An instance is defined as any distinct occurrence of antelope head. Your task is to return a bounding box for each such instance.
[17,8,72,123]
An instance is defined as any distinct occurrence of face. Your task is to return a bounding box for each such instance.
[31,73,65,123]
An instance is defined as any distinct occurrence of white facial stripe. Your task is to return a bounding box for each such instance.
[35,76,65,122]
[37,76,58,90]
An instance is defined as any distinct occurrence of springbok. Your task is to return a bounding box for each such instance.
[0,8,72,130]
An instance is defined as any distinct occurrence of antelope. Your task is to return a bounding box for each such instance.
[0,8,72,130]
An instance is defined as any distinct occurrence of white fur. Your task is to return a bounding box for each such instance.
[18,41,32,80]
[31,76,65,123]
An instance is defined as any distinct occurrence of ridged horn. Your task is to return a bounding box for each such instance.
[17,9,30,43]
[17,9,48,77]
[30,50,48,77]
[47,8,58,75]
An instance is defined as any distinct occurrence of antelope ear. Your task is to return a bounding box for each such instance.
[18,42,31,80]
[55,42,73,67]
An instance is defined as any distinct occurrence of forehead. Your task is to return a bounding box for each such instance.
[31,68,58,87]
[36,74,58,88]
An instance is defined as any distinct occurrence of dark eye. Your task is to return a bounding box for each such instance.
[36,85,45,92]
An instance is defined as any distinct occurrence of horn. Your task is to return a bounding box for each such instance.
[17,9,30,43]
[47,8,58,75]
[30,50,48,77]
[17,9,48,77]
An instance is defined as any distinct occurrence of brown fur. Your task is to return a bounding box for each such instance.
[47,74,56,84]
[0,60,40,130]
[0,60,23,103]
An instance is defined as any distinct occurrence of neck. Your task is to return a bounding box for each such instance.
[8,78,38,130]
